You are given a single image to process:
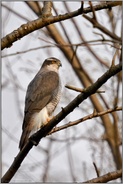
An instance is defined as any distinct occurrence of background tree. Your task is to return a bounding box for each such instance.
[1,1,122,183]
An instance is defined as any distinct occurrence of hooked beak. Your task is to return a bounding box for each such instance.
[59,61,62,67]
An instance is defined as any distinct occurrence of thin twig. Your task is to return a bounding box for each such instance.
[89,1,97,21]
[65,84,105,93]
[2,38,121,58]
[93,162,100,177]
[83,14,121,42]
[49,106,122,135]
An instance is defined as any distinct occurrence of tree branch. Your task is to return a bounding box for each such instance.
[41,2,53,16]
[83,14,121,42]
[1,62,122,183]
[65,84,105,93]
[49,106,122,135]
[1,1,121,50]
[1,3,83,50]
[83,169,122,183]
[2,38,120,58]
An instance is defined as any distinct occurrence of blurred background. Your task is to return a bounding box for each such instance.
[1,1,122,182]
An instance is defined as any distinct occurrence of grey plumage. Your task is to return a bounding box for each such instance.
[19,57,62,150]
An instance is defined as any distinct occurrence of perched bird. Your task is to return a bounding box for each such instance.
[19,57,62,150]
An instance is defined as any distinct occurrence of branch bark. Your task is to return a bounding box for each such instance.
[83,169,122,183]
[1,3,83,50]
[1,1,121,50]
[1,62,122,183]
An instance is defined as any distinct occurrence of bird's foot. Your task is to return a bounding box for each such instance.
[40,116,54,129]
[47,116,54,122]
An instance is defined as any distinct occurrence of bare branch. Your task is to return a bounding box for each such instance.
[83,14,121,42]
[41,2,53,16]
[1,3,83,50]
[1,1,121,50]
[49,106,122,135]
[83,169,122,183]
[25,1,42,16]
[2,3,29,21]
[93,162,100,177]
[65,84,105,93]
[89,2,97,21]
[2,38,120,58]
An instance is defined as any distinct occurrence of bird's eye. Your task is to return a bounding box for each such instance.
[51,60,55,64]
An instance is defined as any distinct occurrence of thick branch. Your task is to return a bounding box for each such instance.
[1,1,121,50]
[1,3,83,50]
[1,62,122,183]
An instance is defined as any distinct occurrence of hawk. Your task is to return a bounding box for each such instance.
[19,57,62,150]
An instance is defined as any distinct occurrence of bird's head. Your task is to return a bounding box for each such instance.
[42,57,62,71]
